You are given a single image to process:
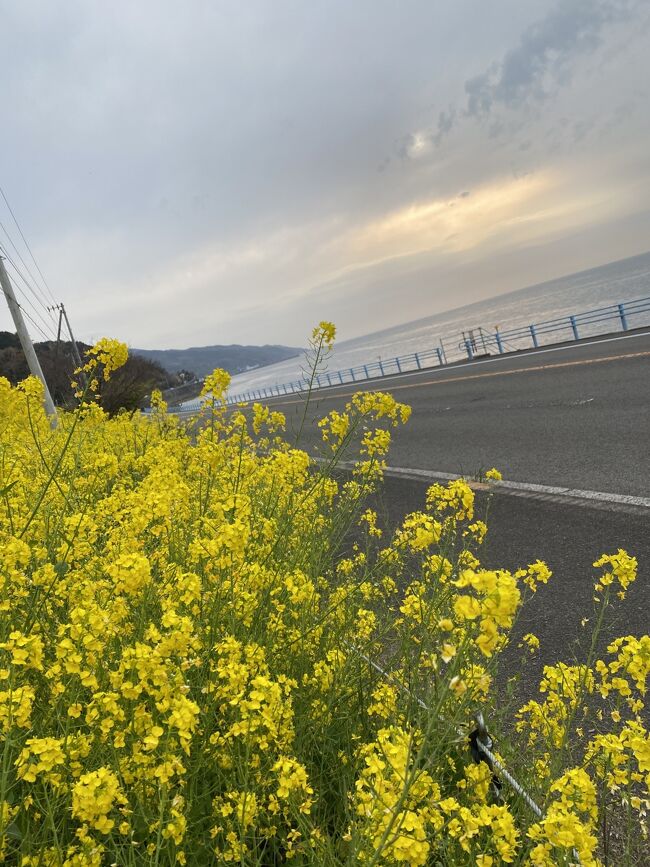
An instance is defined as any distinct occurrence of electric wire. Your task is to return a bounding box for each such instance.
[0,247,59,341]
[0,273,57,345]
[0,244,56,325]
[0,278,51,343]
[19,306,52,343]
[0,216,53,312]
[0,183,57,306]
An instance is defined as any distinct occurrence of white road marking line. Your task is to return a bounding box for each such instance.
[237,328,650,397]
[328,461,650,509]
[253,348,650,408]
[176,330,650,411]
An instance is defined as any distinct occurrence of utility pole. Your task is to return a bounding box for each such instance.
[59,302,87,389]
[60,303,84,370]
[0,254,58,426]
[53,305,63,360]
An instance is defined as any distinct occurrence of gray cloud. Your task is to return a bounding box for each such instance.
[434,0,643,144]
[0,1,649,349]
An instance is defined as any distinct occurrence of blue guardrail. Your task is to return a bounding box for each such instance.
[173,294,650,413]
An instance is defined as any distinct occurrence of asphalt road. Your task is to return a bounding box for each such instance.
[252,330,650,670]
[264,329,650,497]
[371,476,649,696]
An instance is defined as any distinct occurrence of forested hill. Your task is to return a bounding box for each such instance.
[132,344,302,378]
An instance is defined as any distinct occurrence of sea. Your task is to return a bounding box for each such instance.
[221,250,650,397]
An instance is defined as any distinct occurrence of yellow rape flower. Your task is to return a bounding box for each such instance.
[71,768,125,833]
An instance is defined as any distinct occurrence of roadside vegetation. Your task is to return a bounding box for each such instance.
[0,332,182,414]
[0,326,647,865]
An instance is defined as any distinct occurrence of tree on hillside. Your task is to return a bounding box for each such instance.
[97,354,171,414]
[0,332,177,415]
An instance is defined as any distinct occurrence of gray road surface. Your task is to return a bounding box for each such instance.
[255,330,650,668]
[371,476,649,696]
[266,329,650,497]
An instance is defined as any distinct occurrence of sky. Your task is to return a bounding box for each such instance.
[1,0,649,349]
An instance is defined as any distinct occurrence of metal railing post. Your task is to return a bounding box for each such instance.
[415,352,421,369]
[363,364,369,378]
[395,356,402,372]
[436,347,443,365]
[350,368,356,381]
[618,303,628,331]
[378,359,385,375]
[495,330,504,353]
[326,373,332,386]
[465,340,473,360]
[338,371,343,384]
[529,324,539,348]
[569,315,579,340]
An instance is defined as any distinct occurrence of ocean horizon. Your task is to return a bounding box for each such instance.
[220,249,650,396]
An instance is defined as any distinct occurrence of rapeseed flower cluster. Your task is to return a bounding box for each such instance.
[0,335,647,865]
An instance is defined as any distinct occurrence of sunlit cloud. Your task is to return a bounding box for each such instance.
[3,1,649,348]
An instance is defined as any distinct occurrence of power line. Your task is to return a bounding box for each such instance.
[0,248,59,341]
[0,183,57,306]
[0,278,50,343]
[0,256,57,424]
[0,237,58,327]
[18,305,53,343]
[0,216,53,311]
[0,266,59,343]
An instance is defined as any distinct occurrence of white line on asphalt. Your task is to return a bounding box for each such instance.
[329,461,650,509]
[176,329,650,411]
[311,329,650,391]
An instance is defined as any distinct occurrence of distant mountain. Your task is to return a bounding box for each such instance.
[132,344,303,379]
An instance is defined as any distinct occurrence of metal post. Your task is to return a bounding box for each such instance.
[326,373,332,386]
[569,315,579,341]
[350,368,356,381]
[465,340,473,360]
[60,303,84,371]
[363,364,369,378]
[439,338,448,365]
[414,352,421,369]
[436,347,443,365]
[378,359,385,375]
[618,303,628,331]
[338,371,343,384]
[495,330,504,354]
[0,255,57,426]
[395,356,402,372]
[53,305,63,360]
[529,324,539,348]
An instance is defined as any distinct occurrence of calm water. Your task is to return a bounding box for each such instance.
[215,250,650,398]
